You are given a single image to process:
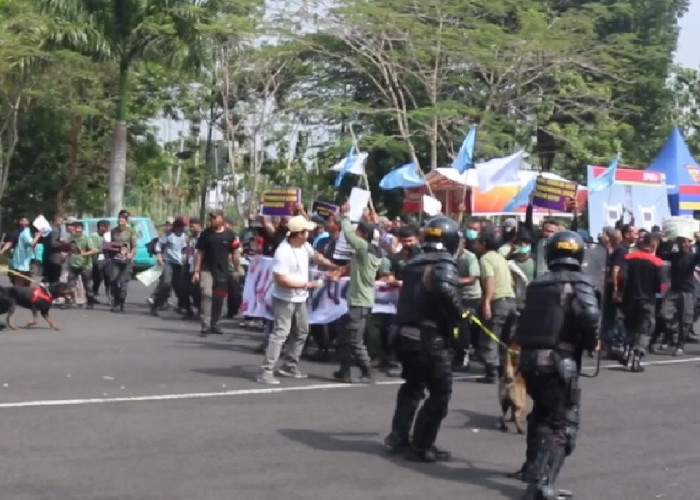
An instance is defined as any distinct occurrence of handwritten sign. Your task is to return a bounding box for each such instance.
[262,188,301,216]
[311,200,339,219]
[532,176,577,212]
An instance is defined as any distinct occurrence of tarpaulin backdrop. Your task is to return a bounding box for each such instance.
[402,169,587,215]
[240,257,399,323]
[587,166,670,238]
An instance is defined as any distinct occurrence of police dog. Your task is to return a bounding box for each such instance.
[0,283,73,331]
[498,348,528,434]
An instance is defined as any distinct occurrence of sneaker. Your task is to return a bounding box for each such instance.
[256,371,280,385]
[673,348,684,357]
[630,353,645,373]
[146,297,154,306]
[210,325,224,335]
[278,366,308,379]
[199,327,208,338]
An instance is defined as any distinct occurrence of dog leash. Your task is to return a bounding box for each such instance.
[6,269,51,293]
[459,311,520,355]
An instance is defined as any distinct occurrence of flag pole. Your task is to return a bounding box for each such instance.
[348,124,376,214]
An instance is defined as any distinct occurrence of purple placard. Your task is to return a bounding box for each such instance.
[262,188,301,216]
[311,200,339,219]
[532,176,577,212]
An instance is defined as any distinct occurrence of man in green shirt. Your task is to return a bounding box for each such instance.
[108,210,138,312]
[334,204,382,384]
[454,237,482,371]
[91,219,111,302]
[472,228,517,384]
[68,222,98,308]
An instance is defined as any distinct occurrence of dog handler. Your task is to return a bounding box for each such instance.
[383,216,465,462]
[513,231,600,499]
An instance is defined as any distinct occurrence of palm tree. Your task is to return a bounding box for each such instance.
[41,0,212,215]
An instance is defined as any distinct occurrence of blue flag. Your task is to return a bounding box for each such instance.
[379,163,425,190]
[334,147,358,189]
[503,176,537,212]
[588,153,620,193]
[452,126,476,174]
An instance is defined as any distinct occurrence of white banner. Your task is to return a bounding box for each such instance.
[240,256,399,323]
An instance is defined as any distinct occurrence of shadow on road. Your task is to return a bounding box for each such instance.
[278,428,523,499]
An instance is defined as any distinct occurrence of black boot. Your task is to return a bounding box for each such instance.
[333,369,353,383]
[405,445,451,463]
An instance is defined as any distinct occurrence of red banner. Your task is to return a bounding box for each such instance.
[590,166,665,185]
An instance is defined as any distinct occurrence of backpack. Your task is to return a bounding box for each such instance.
[146,237,159,256]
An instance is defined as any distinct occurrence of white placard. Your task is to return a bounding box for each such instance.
[32,215,51,236]
[422,195,442,216]
[348,187,371,223]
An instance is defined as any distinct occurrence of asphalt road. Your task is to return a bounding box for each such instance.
[0,282,698,500]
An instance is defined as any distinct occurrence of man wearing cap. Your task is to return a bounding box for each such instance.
[192,210,239,335]
[257,215,338,384]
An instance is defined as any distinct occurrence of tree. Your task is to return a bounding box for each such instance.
[41,0,217,215]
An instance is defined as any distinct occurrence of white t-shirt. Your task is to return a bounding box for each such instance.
[272,239,315,303]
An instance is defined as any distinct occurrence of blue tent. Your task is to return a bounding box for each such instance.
[646,126,700,215]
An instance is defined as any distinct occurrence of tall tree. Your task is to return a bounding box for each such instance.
[41,0,215,215]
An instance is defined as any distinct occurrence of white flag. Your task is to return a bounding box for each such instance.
[475,151,523,192]
[330,152,368,176]
[422,195,442,216]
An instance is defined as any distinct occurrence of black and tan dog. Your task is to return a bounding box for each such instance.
[498,347,528,434]
[0,283,73,330]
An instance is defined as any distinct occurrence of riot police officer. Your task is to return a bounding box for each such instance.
[383,216,464,462]
[514,231,599,499]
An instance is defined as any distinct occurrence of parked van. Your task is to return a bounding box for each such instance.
[32,217,158,273]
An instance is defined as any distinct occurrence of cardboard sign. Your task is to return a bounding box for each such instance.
[311,200,339,219]
[261,188,301,216]
[532,176,577,212]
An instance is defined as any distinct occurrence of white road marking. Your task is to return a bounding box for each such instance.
[0,357,698,410]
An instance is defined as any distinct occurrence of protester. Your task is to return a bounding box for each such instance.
[654,234,700,356]
[333,206,383,384]
[91,219,111,302]
[471,228,517,384]
[257,215,338,385]
[41,215,67,285]
[108,210,138,313]
[151,216,188,316]
[454,231,482,372]
[621,232,663,372]
[68,221,98,309]
[192,210,239,335]
[181,217,202,319]
[2,216,34,286]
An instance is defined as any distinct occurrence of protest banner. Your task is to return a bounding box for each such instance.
[532,176,578,212]
[311,200,339,219]
[261,188,301,216]
[240,256,399,323]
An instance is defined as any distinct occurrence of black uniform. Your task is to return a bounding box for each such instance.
[515,266,599,499]
[385,250,464,461]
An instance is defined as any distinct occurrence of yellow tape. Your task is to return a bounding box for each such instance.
[462,311,519,355]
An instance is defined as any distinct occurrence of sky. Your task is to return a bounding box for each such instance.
[676,0,700,68]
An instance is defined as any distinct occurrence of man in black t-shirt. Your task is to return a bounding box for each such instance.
[193,210,239,336]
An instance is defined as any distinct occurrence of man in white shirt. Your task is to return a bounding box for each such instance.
[257,215,337,384]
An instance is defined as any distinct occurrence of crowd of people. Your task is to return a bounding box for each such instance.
[1,201,698,377]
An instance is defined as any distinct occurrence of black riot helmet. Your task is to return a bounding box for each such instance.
[422,216,460,255]
[546,230,585,269]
